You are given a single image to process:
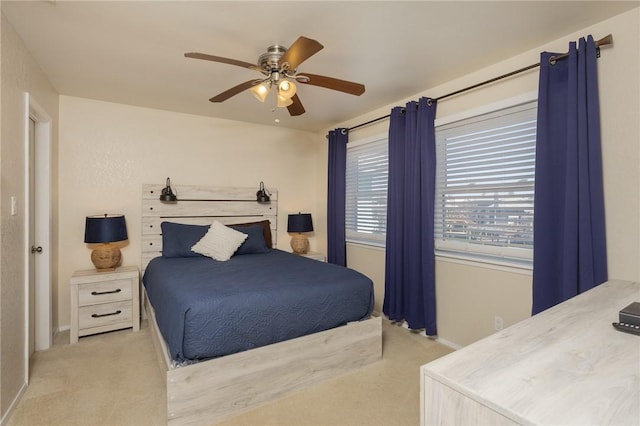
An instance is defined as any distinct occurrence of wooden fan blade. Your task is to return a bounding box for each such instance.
[185,52,264,73]
[209,80,258,103]
[297,73,365,96]
[287,94,306,116]
[279,36,324,70]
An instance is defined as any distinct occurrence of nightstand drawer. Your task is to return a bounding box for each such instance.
[78,300,132,330]
[78,279,132,306]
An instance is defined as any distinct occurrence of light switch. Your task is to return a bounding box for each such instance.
[11,196,17,216]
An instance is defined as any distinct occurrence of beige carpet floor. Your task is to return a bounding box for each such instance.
[7,319,453,426]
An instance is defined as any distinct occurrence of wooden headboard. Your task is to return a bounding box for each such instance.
[141,184,278,273]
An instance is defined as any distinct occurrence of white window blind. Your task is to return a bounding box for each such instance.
[435,101,537,263]
[346,135,388,246]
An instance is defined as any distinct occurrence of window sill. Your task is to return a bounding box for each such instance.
[345,242,532,275]
[435,251,533,276]
[346,241,386,252]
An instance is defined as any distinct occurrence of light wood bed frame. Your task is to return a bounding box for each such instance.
[141,184,382,425]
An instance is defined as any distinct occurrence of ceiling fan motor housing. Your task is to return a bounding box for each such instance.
[259,45,293,76]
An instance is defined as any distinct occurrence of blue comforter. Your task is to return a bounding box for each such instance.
[143,249,374,362]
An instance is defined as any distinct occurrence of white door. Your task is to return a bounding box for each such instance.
[25,93,52,360]
[28,117,37,357]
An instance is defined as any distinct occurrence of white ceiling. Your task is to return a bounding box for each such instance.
[2,1,638,132]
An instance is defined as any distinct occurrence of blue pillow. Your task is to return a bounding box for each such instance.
[161,222,208,257]
[230,224,270,255]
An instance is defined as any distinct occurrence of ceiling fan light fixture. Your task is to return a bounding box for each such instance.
[277,94,294,107]
[278,79,297,98]
[251,82,270,102]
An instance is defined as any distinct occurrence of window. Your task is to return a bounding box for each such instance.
[345,135,388,246]
[434,100,537,265]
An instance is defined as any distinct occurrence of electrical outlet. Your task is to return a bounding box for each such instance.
[494,316,504,331]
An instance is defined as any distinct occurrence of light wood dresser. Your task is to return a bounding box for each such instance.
[421,279,640,425]
[70,265,140,344]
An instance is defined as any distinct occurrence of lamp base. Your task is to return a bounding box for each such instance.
[290,234,309,254]
[91,243,121,271]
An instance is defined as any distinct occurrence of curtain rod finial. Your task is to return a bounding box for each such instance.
[597,34,613,48]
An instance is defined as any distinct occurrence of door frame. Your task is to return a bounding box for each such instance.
[23,93,53,374]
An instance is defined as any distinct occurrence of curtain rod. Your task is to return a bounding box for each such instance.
[344,34,613,134]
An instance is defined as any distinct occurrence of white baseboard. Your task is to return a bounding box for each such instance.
[0,382,27,426]
[380,316,462,350]
[433,337,462,350]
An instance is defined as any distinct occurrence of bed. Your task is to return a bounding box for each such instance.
[140,184,382,425]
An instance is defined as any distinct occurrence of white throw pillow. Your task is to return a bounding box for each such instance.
[191,221,248,261]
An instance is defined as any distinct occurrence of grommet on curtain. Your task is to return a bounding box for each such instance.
[340,128,348,135]
[549,56,558,65]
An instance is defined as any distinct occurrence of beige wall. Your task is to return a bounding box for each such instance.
[57,96,323,328]
[0,12,59,422]
[324,8,640,347]
[346,244,385,314]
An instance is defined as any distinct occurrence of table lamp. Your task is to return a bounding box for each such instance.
[84,214,128,271]
[287,213,313,254]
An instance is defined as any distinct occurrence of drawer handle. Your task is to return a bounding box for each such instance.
[91,310,122,318]
[91,288,122,296]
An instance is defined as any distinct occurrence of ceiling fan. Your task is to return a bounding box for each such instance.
[184,36,365,116]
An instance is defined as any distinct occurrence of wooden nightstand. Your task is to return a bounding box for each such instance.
[299,251,326,262]
[70,265,140,344]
